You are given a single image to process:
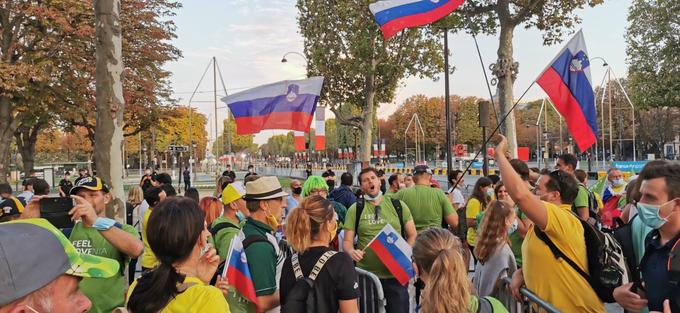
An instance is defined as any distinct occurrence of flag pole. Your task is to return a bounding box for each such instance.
[444,28,453,175]
[472,34,501,126]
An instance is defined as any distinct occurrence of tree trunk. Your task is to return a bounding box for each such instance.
[494,17,519,158]
[360,58,378,165]
[94,0,125,221]
[0,96,16,183]
[15,126,38,177]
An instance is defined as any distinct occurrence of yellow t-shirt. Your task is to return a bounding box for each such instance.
[522,202,605,312]
[466,198,482,246]
[141,208,158,269]
[128,276,231,313]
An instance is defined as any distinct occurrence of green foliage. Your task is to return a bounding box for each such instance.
[626,0,680,108]
[213,118,256,156]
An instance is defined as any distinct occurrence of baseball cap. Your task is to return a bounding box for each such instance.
[69,176,110,195]
[0,197,26,220]
[0,219,119,305]
[413,165,433,175]
[222,182,246,205]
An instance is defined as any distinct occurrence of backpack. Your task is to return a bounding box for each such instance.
[209,222,240,238]
[612,214,640,288]
[281,251,337,313]
[476,296,507,313]
[354,197,405,238]
[534,213,627,303]
[210,233,290,285]
[572,184,600,225]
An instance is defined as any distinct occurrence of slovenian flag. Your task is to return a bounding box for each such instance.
[365,224,415,285]
[224,232,259,311]
[224,77,324,135]
[369,0,465,40]
[536,30,598,152]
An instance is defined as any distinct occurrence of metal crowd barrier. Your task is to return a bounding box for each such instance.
[498,277,561,313]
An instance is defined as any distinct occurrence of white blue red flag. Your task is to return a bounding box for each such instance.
[223,77,324,135]
[366,224,415,285]
[369,0,465,40]
[224,232,259,311]
[536,30,598,152]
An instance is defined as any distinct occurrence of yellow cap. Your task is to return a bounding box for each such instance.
[222,182,246,205]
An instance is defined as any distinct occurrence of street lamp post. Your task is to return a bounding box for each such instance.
[281,51,311,164]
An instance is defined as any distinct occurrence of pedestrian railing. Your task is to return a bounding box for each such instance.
[497,277,561,313]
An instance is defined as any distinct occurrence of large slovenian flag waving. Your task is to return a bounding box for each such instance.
[536,30,598,152]
[369,0,465,40]
[224,77,324,135]
[224,232,259,311]
[365,224,415,285]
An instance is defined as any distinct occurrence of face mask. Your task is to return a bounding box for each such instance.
[292,187,302,195]
[236,210,246,221]
[364,191,382,201]
[328,221,338,243]
[264,204,280,230]
[486,188,495,197]
[508,219,519,235]
[612,178,625,187]
[637,200,676,229]
[398,183,406,189]
[249,168,254,173]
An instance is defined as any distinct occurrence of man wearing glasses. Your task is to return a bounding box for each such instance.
[343,167,417,313]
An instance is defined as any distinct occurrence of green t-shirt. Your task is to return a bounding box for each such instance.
[211,216,249,313]
[384,190,396,198]
[242,218,279,313]
[395,185,454,232]
[69,222,137,313]
[344,197,413,279]
[573,185,590,209]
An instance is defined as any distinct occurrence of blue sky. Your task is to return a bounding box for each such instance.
[165,0,632,145]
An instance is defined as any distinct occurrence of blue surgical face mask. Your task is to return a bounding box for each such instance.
[637,200,676,229]
[364,191,382,201]
[236,210,246,221]
[508,219,519,235]
[486,188,495,197]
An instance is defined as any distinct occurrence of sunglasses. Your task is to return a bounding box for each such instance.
[374,205,382,221]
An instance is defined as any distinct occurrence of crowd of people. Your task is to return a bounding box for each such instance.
[1,138,679,313]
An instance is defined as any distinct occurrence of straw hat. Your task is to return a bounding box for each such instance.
[244,176,288,200]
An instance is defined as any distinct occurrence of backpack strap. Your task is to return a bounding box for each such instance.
[534,227,590,281]
[209,222,239,238]
[243,234,273,250]
[292,253,304,280]
[390,198,405,238]
[476,296,492,313]
[354,198,365,236]
[309,251,337,281]
[667,237,680,288]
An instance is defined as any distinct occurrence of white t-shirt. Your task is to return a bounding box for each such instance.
[447,187,465,206]
[137,199,149,232]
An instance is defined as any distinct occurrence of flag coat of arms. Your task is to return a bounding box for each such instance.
[369,0,465,40]
[224,76,324,135]
[536,30,598,151]
[224,232,258,310]
[365,224,415,285]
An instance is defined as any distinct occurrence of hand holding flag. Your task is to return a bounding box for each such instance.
[224,232,259,312]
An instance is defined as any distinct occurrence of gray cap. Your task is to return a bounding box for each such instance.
[0,219,119,306]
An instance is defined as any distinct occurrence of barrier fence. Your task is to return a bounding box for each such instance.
[497,277,561,313]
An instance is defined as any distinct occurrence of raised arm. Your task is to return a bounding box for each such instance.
[495,135,548,230]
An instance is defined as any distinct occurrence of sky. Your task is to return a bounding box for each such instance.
[165,0,633,145]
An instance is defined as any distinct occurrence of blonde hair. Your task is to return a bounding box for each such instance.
[198,197,222,226]
[284,195,334,253]
[127,186,143,205]
[413,228,471,313]
[474,200,514,263]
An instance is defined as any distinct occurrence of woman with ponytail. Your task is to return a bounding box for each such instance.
[126,197,230,313]
[413,228,508,313]
[473,200,518,297]
[279,195,359,313]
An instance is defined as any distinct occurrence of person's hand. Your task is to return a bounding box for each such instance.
[69,195,98,227]
[650,299,671,313]
[613,283,647,311]
[509,269,526,302]
[495,134,509,159]
[197,245,220,284]
[20,195,45,219]
[215,275,230,297]
[348,248,364,262]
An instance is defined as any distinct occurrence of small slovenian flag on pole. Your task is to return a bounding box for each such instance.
[224,232,259,312]
[365,224,415,286]
[369,0,465,40]
[536,30,598,152]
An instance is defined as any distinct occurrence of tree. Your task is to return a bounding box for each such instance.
[213,118,256,156]
[453,0,603,157]
[94,0,125,220]
[626,0,680,109]
[297,0,444,163]
[152,107,208,160]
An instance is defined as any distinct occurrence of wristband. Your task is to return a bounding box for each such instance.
[93,217,117,231]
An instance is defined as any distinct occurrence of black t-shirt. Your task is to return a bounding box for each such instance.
[140,174,153,191]
[280,246,358,312]
[183,170,190,180]
[58,179,73,195]
[222,170,236,180]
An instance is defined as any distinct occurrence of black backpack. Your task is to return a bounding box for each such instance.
[210,233,287,285]
[354,197,405,238]
[534,213,627,303]
[572,184,600,225]
[282,251,337,313]
[209,222,240,238]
